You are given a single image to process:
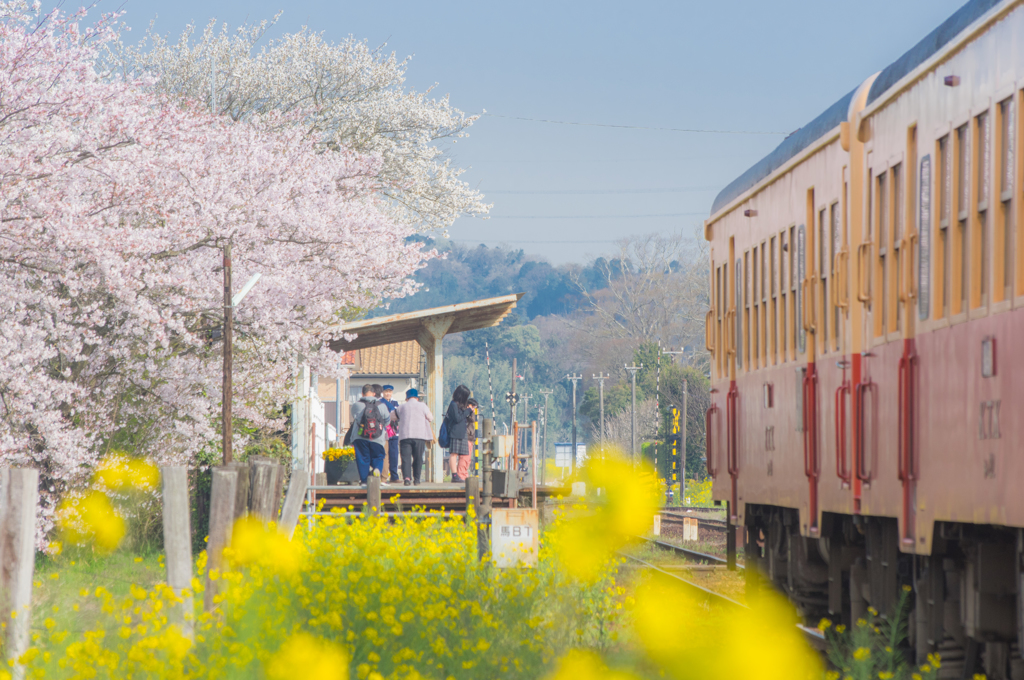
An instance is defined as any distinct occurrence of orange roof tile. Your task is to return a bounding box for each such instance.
[353,341,421,377]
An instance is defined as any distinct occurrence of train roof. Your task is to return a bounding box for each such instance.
[710,0,1003,217]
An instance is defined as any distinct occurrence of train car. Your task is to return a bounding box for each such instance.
[705,1,1024,676]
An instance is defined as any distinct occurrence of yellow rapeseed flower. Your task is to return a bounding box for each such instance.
[265,633,347,680]
[853,647,872,661]
[57,491,125,552]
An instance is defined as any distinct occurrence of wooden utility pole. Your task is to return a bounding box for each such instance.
[222,241,233,464]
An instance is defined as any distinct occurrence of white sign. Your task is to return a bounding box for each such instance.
[653,515,661,536]
[554,443,586,468]
[492,508,539,568]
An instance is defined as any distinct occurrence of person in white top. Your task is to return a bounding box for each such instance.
[395,388,434,485]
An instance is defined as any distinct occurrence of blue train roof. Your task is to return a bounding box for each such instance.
[710,0,1003,217]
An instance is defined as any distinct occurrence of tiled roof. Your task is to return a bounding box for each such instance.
[353,341,421,377]
[340,350,357,365]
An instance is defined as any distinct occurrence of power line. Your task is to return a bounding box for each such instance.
[482,112,790,136]
[485,186,720,195]
[484,211,706,220]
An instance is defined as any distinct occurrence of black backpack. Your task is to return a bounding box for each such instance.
[358,401,384,439]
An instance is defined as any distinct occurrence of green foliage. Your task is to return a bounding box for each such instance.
[821,587,942,680]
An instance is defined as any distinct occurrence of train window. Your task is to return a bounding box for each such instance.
[819,207,828,352]
[955,123,969,315]
[831,202,841,349]
[893,163,903,333]
[752,246,759,368]
[744,251,751,369]
[919,155,932,321]
[938,135,951,318]
[998,97,1014,301]
[761,243,768,366]
[790,225,797,359]
[876,170,888,337]
[770,236,778,365]
[975,112,990,309]
[715,265,722,375]
[797,224,806,355]
[735,258,742,370]
[780,231,788,362]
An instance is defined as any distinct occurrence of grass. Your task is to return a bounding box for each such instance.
[31,548,164,637]
[620,539,747,605]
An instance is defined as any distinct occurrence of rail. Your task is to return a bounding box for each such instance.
[619,547,827,652]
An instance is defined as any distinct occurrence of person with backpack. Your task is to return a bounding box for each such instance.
[444,385,473,483]
[350,383,393,486]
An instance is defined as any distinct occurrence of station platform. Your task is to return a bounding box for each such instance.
[307,482,566,513]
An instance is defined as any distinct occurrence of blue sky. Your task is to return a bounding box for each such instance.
[103,0,967,264]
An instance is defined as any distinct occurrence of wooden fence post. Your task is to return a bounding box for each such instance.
[161,466,194,639]
[366,475,381,514]
[1,468,38,679]
[227,462,250,520]
[204,467,238,611]
[278,468,307,538]
[250,461,277,521]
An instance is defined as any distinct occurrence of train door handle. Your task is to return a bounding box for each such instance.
[835,381,851,484]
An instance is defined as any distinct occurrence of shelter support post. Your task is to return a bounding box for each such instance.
[416,315,454,483]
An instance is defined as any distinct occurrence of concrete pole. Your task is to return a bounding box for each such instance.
[539,389,552,484]
[2,468,38,678]
[624,364,643,465]
[204,467,237,611]
[565,374,582,474]
[592,373,609,454]
[161,466,194,639]
[367,474,382,514]
[279,468,307,538]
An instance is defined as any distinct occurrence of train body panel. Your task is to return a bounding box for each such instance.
[703,2,1024,670]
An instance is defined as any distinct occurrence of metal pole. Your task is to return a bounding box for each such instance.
[335,374,341,447]
[222,241,233,464]
[565,374,582,475]
[624,364,643,465]
[531,420,538,508]
[479,418,494,561]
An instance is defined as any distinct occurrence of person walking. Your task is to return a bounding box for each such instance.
[445,385,473,483]
[397,388,433,485]
[351,384,392,485]
[381,385,401,483]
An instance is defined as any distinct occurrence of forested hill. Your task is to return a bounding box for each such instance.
[375,236,611,320]
[372,233,713,480]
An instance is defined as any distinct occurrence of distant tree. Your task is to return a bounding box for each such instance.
[569,232,709,355]
[115,18,489,234]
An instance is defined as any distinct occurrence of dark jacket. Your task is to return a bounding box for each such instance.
[445,400,471,440]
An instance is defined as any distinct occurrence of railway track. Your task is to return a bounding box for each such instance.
[621,539,826,652]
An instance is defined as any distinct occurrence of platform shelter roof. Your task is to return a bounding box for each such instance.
[327,293,523,352]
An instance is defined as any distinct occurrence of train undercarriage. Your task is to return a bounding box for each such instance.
[741,505,1024,679]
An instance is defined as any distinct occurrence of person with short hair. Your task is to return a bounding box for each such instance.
[445,385,473,483]
[397,388,433,485]
[350,383,392,485]
[381,384,401,483]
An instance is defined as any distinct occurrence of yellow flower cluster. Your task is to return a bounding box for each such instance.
[27,452,824,680]
[323,447,355,462]
[55,454,158,554]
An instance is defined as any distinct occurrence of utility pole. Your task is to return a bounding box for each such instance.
[521,393,531,455]
[624,364,643,466]
[592,373,610,454]
[539,388,553,484]
[222,241,233,464]
[661,347,686,493]
[565,374,582,475]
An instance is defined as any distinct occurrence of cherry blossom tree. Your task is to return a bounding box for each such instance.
[112,16,490,234]
[0,1,431,535]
